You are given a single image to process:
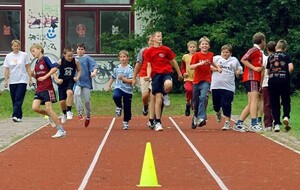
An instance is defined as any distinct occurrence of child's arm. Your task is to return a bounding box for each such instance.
[170,58,183,81]
[38,67,58,82]
[132,61,141,85]
[74,59,82,82]
[241,59,263,73]
[118,75,132,85]
[288,62,294,74]
[180,59,188,78]
[211,61,222,73]
[145,62,151,81]
[105,77,114,92]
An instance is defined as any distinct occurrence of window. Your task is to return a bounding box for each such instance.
[65,0,130,4]
[0,10,21,52]
[0,0,20,4]
[65,11,96,52]
[63,1,133,55]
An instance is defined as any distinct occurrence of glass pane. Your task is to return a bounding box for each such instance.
[0,0,20,4]
[65,0,130,4]
[100,11,130,54]
[0,10,20,52]
[65,11,96,53]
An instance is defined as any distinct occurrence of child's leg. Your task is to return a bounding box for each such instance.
[163,79,173,94]
[66,89,74,112]
[44,101,62,128]
[248,91,260,125]
[262,87,273,127]
[32,99,47,115]
[257,94,263,124]
[184,81,193,105]
[221,90,234,122]
[196,82,210,120]
[82,87,91,118]
[281,85,291,119]
[154,93,163,121]
[113,88,123,108]
[212,89,221,113]
[74,85,83,114]
[192,83,200,117]
[123,92,132,122]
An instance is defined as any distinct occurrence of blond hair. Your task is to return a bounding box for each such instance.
[199,36,210,44]
[187,40,197,48]
[275,39,288,51]
[118,50,129,58]
[11,39,21,46]
[221,44,233,53]
[30,43,44,54]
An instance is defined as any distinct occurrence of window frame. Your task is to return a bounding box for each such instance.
[0,3,24,55]
[61,0,135,56]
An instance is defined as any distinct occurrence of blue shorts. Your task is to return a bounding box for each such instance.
[243,80,260,92]
[151,73,172,95]
[34,90,57,105]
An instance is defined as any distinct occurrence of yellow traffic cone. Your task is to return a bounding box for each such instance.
[137,142,161,187]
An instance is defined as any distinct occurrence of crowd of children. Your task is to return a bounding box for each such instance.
[3,31,294,138]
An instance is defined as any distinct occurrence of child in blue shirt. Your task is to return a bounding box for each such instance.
[105,50,133,130]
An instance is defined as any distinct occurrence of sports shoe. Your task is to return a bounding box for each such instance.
[163,94,170,107]
[84,117,90,127]
[222,121,230,130]
[185,104,191,116]
[197,118,206,127]
[147,121,155,130]
[61,114,67,124]
[215,111,221,123]
[78,113,84,120]
[250,124,263,133]
[264,126,273,131]
[51,130,66,138]
[49,117,56,127]
[115,107,122,117]
[154,122,163,131]
[67,111,73,120]
[142,106,148,116]
[233,123,247,132]
[191,116,197,129]
[283,117,291,131]
[123,121,129,130]
[12,117,18,122]
[273,124,280,132]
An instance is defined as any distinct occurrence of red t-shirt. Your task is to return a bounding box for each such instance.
[34,56,56,93]
[190,51,214,84]
[241,46,263,82]
[144,45,176,77]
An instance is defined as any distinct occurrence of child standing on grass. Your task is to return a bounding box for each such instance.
[74,43,98,127]
[30,43,66,138]
[211,44,243,130]
[145,31,183,131]
[105,50,133,130]
[53,47,81,124]
[233,32,266,133]
[267,39,294,132]
[261,41,276,131]
[180,40,197,116]
[190,36,222,129]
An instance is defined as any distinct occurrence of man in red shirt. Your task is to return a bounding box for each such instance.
[145,31,183,131]
[233,32,266,133]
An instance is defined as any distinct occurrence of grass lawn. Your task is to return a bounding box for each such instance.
[0,90,299,138]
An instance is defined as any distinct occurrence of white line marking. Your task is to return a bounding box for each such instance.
[78,117,116,190]
[169,117,228,190]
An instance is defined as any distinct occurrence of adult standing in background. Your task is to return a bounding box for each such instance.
[3,39,32,122]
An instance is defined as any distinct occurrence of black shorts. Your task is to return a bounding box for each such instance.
[151,73,172,95]
[243,80,260,92]
[58,81,75,101]
[34,90,57,105]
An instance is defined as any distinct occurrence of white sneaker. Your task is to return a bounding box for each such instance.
[51,130,66,138]
[250,124,263,133]
[61,114,67,124]
[49,117,56,127]
[273,124,280,132]
[154,122,163,131]
[163,94,170,107]
[123,121,129,130]
[222,121,230,130]
[66,111,73,120]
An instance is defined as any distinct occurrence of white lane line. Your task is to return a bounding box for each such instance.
[169,117,228,190]
[78,117,116,190]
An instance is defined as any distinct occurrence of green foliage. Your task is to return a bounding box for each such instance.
[101,0,300,92]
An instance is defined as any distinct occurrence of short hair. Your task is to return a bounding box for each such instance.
[187,40,197,48]
[199,36,210,45]
[275,39,288,51]
[118,50,129,58]
[253,32,265,45]
[77,43,86,50]
[266,41,276,52]
[221,44,233,53]
[30,43,44,54]
[63,47,74,54]
[152,31,162,37]
[11,39,21,46]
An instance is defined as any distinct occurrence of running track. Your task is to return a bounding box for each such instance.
[0,115,300,190]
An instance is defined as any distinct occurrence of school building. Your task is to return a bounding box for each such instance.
[0,0,145,90]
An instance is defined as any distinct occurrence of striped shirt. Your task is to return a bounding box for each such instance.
[112,64,133,94]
